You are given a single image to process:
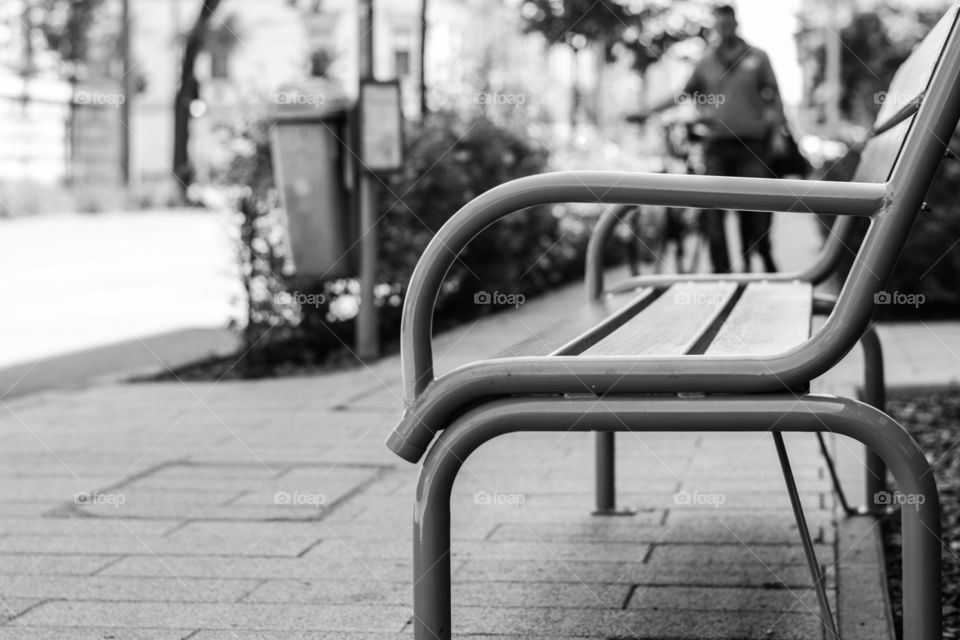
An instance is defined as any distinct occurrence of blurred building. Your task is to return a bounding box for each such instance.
[1,0,638,209]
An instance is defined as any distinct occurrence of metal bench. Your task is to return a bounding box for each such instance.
[387,4,960,638]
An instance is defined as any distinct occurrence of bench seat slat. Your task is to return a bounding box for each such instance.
[494,290,654,358]
[581,282,737,356]
[706,281,812,356]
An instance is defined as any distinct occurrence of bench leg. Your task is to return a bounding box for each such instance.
[860,327,888,505]
[593,432,635,516]
[413,440,459,640]
[816,326,890,516]
[409,395,940,640]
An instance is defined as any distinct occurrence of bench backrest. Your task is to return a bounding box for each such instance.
[853,3,960,183]
[828,2,960,333]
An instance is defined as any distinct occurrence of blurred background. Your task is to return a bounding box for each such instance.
[1,0,958,391]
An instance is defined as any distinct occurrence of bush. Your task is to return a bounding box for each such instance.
[815,129,960,319]
[209,109,614,376]
[376,110,596,328]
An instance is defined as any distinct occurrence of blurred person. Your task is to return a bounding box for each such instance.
[628,4,787,273]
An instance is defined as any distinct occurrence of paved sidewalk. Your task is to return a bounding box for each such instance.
[1,220,958,637]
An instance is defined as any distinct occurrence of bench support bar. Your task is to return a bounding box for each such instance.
[413,394,940,640]
[773,431,839,640]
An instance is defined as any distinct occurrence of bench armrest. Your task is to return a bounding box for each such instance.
[401,170,887,404]
[585,206,859,298]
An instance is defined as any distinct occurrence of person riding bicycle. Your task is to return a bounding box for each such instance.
[627,4,787,273]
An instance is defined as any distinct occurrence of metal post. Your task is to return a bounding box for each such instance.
[861,327,887,506]
[594,431,615,513]
[120,0,131,187]
[357,0,380,360]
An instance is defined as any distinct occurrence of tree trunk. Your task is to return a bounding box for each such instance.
[172,0,221,202]
[418,0,428,119]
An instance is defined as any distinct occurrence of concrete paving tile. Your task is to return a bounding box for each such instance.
[242,579,628,610]
[0,554,118,576]
[10,602,409,632]
[0,576,260,603]
[0,629,187,639]
[625,585,836,612]
[0,534,312,557]
[456,559,831,589]
[448,606,825,638]
[0,598,44,623]
[488,514,834,546]
[647,542,832,567]
[101,556,415,582]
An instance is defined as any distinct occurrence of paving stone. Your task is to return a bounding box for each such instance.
[456,559,832,589]
[0,629,186,639]
[101,556,416,582]
[0,576,261,602]
[447,606,825,638]
[488,514,835,546]
[10,602,410,632]
[0,534,313,557]
[625,585,836,612]
[0,554,117,576]
[0,598,44,623]
[647,542,833,567]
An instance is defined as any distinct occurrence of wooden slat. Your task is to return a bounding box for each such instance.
[581,282,737,357]
[875,3,959,126]
[706,281,812,356]
[858,4,960,183]
[494,290,653,358]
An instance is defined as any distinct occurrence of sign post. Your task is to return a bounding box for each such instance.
[356,0,379,361]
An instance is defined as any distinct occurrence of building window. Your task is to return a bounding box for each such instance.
[211,50,229,79]
[394,48,411,77]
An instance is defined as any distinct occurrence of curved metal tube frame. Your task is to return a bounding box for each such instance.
[390,34,960,461]
[586,205,858,300]
[413,394,940,640]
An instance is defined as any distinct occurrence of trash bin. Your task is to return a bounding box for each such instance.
[270,77,357,279]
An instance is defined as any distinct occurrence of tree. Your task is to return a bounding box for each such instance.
[519,0,709,126]
[419,0,428,119]
[799,3,943,126]
[520,0,708,73]
[173,0,223,201]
